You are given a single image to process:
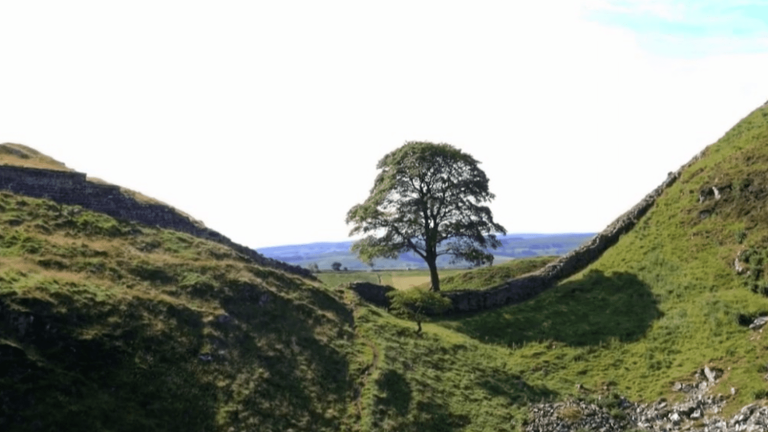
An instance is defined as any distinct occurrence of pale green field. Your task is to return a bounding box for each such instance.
[317,268,466,289]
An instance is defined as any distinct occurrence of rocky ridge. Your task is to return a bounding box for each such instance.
[0,149,312,279]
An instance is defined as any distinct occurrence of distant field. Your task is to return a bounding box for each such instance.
[258,232,594,271]
[318,268,466,289]
[319,257,556,291]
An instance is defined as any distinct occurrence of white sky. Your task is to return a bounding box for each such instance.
[1,1,767,248]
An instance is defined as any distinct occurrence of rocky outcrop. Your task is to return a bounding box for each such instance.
[525,399,633,432]
[0,165,312,278]
[441,148,710,314]
[525,366,768,432]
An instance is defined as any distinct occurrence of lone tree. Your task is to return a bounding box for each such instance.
[331,262,343,271]
[346,141,506,291]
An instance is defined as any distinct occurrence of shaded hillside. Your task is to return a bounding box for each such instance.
[0,192,353,431]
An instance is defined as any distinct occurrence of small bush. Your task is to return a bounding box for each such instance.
[753,389,768,400]
[609,408,627,420]
[558,406,582,422]
[388,288,452,334]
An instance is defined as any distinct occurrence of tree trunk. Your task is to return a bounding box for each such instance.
[416,320,422,335]
[427,257,440,291]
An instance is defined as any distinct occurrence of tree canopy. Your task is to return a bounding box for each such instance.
[346,141,506,291]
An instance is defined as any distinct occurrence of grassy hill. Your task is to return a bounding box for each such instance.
[431,102,768,412]
[0,192,353,431]
[421,256,558,291]
[0,143,72,171]
[4,101,768,431]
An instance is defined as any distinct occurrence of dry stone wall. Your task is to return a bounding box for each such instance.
[441,148,709,314]
[0,165,313,278]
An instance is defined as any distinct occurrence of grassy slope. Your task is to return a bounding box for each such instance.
[344,103,768,431]
[0,192,354,432]
[0,143,72,171]
[433,103,768,414]
[420,256,558,291]
[318,269,466,290]
[0,191,543,432]
[6,101,768,432]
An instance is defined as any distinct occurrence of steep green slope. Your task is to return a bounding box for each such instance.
[434,102,768,413]
[0,192,353,431]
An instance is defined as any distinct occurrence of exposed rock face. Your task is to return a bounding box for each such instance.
[0,165,312,278]
[749,316,768,330]
[525,367,768,432]
[525,399,632,432]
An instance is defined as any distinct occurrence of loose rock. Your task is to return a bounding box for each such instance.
[749,316,768,330]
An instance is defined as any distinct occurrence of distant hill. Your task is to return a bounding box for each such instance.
[257,233,595,270]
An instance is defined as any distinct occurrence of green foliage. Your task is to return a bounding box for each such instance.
[347,141,506,290]
[737,246,768,294]
[753,388,768,400]
[558,406,582,422]
[609,408,627,420]
[735,228,747,244]
[388,288,452,333]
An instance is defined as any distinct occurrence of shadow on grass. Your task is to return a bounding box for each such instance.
[0,281,353,432]
[479,373,557,404]
[372,369,471,431]
[375,369,412,415]
[0,293,217,432]
[439,270,660,347]
[217,284,352,430]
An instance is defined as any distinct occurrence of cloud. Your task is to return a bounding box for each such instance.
[583,0,768,56]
